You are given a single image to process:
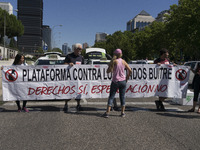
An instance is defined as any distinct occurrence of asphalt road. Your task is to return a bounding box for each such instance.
[0,98,200,150]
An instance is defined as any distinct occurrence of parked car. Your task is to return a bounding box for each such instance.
[35,52,65,65]
[129,60,154,64]
[184,61,200,85]
[86,59,110,65]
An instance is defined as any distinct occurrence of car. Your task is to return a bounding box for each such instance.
[129,60,154,64]
[34,52,65,65]
[184,61,200,85]
[86,59,111,65]
[129,60,137,64]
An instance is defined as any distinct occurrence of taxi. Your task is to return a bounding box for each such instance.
[34,52,65,65]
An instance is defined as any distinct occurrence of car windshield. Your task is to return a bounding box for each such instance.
[136,61,147,64]
[36,60,64,65]
[93,61,110,64]
[184,62,196,69]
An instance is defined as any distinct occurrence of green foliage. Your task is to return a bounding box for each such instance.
[9,37,17,48]
[166,0,200,60]
[94,1,200,62]
[36,47,44,54]
[0,8,24,42]
[94,31,135,61]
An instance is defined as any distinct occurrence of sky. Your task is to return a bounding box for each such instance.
[1,0,179,49]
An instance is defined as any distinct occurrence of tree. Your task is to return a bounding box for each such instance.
[0,8,24,42]
[9,37,17,49]
[166,0,200,60]
[94,31,135,61]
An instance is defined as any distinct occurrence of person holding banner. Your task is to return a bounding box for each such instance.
[188,63,200,113]
[1,54,29,112]
[63,43,84,112]
[154,48,172,111]
[102,49,132,118]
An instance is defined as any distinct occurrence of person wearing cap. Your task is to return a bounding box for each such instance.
[102,49,132,118]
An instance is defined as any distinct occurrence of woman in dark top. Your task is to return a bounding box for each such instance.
[1,54,29,112]
[188,63,200,113]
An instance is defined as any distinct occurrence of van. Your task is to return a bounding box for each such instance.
[184,61,200,85]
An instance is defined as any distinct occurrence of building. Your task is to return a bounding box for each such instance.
[155,10,170,22]
[83,43,89,49]
[17,0,43,54]
[95,32,108,43]
[0,2,13,14]
[62,43,68,55]
[127,10,155,32]
[42,25,51,50]
[0,45,18,59]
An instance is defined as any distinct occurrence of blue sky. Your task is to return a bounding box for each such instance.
[2,0,178,49]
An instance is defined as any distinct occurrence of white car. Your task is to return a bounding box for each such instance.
[86,59,110,65]
[129,60,154,64]
[184,61,200,85]
[35,52,65,65]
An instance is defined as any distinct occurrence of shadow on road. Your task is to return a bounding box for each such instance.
[156,112,200,119]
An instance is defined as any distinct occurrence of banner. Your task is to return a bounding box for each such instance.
[2,64,189,101]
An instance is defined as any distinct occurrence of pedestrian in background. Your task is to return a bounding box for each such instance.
[188,62,200,113]
[63,43,84,113]
[102,49,132,118]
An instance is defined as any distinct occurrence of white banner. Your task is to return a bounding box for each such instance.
[2,64,189,101]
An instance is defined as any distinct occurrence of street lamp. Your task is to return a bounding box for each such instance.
[3,12,6,60]
[51,24,62,49]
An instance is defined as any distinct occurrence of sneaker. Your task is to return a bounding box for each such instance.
[110,107,113,111]
[155,100,160,110]
[113,106,119,111]
[101,112,109,118]
[188,108,195,112]
[160,102,166,111]
[18,108,22,112]
[121,113,125,118]
[76,105,83,111]
[63,104,68,113]
[22,107,29,112]
[155,100,166,111]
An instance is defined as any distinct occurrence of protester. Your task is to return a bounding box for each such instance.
[63,43,84,112]
[154,48,174,111]
[102,49,132,118]
[188,63,200,113]
[1,54,29,112]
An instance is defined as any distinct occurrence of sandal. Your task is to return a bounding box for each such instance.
[188,108,195,112]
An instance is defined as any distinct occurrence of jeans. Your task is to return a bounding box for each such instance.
[107,80,126,107]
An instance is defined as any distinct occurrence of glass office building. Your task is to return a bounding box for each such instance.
[17,0,43,54]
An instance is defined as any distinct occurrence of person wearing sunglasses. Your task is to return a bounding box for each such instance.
[63,43,84,112]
